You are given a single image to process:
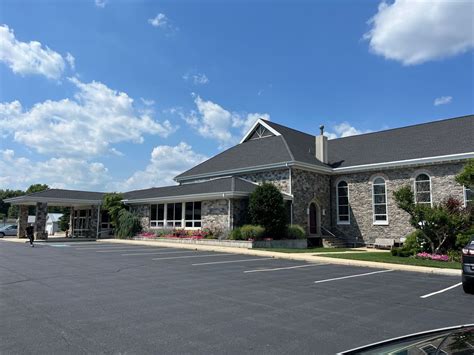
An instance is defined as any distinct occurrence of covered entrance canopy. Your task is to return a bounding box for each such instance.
[4,189,106,240]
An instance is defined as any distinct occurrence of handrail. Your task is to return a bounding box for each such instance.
[321,226,338,238]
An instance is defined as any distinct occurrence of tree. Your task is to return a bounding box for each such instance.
[394,186,470,254]
[58,209,71,232]
[115,209,142,239]
[455,159,474,188]
[26,184,49,194]
[0,189,25,217]
[248,183,287,239]
[102,193,125,228]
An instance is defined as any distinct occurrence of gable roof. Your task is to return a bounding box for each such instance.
[177,114,473,181]
[328,114,474,168]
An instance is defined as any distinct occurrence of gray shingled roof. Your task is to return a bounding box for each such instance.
[328,114,474,168]
[123,177,258,201]
[4,189,106,203]
[178,114,473,179]
[175,135,294,179]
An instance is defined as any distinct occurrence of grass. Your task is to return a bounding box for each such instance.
[258,247,361,253]
[322,252,461,269]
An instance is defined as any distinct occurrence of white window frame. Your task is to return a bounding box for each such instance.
[184,201,202,228]
[464,185,473,207]
[336,180,350,225]
[414,173,432,207]
[372,176,388,225]
[149,202,202,229]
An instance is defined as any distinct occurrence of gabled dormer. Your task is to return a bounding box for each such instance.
[240,119,282,143]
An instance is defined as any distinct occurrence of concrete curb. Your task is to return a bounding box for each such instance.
[99,239,462,277]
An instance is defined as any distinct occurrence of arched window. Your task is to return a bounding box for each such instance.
[415,173,432,206]
[337,181,350,224]
[372,177,388,224]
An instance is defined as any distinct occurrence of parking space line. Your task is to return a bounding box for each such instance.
[420,282,462,299]
[96,248,174,253]
[314,269,394,284]
[122,250,197,256]
[74,246,142,250]
[152,254,234,261]
[244,263,329,273]
[192,258,274,266]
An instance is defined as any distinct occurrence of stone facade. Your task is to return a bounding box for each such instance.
[291,168,331,235]
[130,204,150,230]
[202,199,229,232]
[330,162,466,244]
[240,169,290,194]
[17,205,28,238]
[34,202,48,240]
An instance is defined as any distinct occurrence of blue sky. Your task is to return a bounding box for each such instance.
[0,0,472,191]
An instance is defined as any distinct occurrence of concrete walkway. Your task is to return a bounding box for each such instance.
[97,238,461,276]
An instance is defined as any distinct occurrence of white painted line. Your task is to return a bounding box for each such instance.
[192,258,274,266]
[420,282,462,299]
[74,246,141,250]
[152,254,234,261]
[122,250,197,256]
[244,263,329,273]
[314,269,394,284]
[96,248,173,253]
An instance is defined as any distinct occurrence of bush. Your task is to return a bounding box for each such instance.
[230,228,243,240]
[448,250,462,263]
[403,230,426,254]
[391,248,412,257]
[286,225,306,239]
[249,183,287,239]
[240,225,265,240]
[455,229,474,250]
[115,209,142,239]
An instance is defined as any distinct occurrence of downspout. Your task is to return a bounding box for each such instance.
[223,193,231,230]
[286,163,293,225]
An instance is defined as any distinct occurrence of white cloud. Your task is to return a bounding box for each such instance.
[111,142,207,191]
[65,52,75,70]
[325,122,372,139]
[148,13,168,28]
[183,95,270,147]
[0,149,110,191]
[183,72,209,85]
[0,24,68,79]
[434,96,453,106]
[0,77,177,157]
[364,0,474,65]
[95,0,107,8]
[140,98,155,106]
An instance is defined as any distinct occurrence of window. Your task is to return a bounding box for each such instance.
[185,202,202,228]
[166,203,182,228]
[249,124,274,140]
[150,204,165,227]
[465,186,473,207]
[337,181,350,224]
[101,211,111,229]
[415,173,432,206]
[372,177,388,224]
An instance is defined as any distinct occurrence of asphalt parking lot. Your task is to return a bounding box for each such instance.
[1,241,472,354]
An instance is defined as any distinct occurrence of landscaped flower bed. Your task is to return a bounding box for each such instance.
[415,252,449,262]
[138,229,213,240]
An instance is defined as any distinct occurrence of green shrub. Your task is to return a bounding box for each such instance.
[455,228,474,250]
[391,248,412,257]
[115,209,142,239]
[403,230,426,254]
[448,250,462,263]
[286,225,306,239]
[230,228,243,240]
[240,225,265,240]
[249,183,287,239]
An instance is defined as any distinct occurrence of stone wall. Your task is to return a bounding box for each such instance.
[331,162,466,244]
[130,204,150,230]
[17,205,28,238]
[291,168,331,235]
[202,199,229,232]
[239,168,290,194]
[34,202,48,240]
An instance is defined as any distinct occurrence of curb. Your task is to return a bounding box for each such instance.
[99,239,462,277]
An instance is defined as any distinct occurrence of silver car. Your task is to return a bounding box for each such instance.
[0,224,17,237]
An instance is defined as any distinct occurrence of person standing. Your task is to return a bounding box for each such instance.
[25,224,34,247]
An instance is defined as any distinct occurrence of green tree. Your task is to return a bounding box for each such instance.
[115,209,142,239]
[248,183,287,239]
[58,209,71,232]
[102,193,125,228]
[393,186,470,254]
[455,159,474,188]
[0,189,25,217]
[26,184,49,194]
